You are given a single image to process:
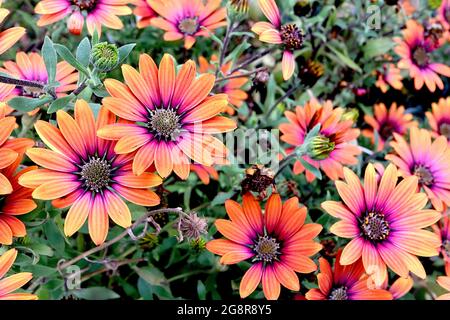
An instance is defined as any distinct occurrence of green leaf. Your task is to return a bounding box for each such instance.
[54,44,90,76]
[135,266,167,287]
[76,37,92,67]
[28,264,57,277]
[47,94,74,113]
[8,96,53,112]
[117,43,136,66]
[43,220,65,254]
[42,37,57,84]
[363,38,395,59]
[326,44,362,73]
[211,191,235,207]
[72,287,120,300]
[197,280,206,300]
[29,243,54,257]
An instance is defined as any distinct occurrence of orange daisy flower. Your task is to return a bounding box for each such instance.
[394,20,450,92]
[433,212,450,276]
[251,0,303,80]
[437,276,450,300]
[190,164,218,185]
[363,102,417,151]
[305,249,393,300]
[0,249,37,300]
[0,157,37,245]
[97,54,236,179]
[279,99,361,182]
[206,193,322,300]
[199,55,248,115]
[386,127,450,211]
[0,1,25,55]
[375,64,403,93]
[19,100,162,245]
[384,276,414,300]
[0,52,78,115]
[148,0,227,50]
[35,0,132,36]
[322,163,441,286]
[133,0,156,28]
[426,97,450,144]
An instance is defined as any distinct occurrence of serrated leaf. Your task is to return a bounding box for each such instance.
[8,96,53,112]
[76,37,92,67]
[47,94,74,113]
[54,44,90,76]
[42,37,57,84]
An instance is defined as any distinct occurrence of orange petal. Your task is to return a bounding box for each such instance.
[262,265,281,300]
[0,172,12,195]
[240,262,263,298]
[88,195,108,246]
[154,142,173,178]
[114,185,160,207]
[26,148,77,172]
[179,73,215,113]
[114,135,150,154]
[0,249,17,278]
[64,192,91,237]
[56,110,87,158]
[34,120,78,162]
[0,27,25,55]
[0,219,13,245]
[265,193,282,234]
[0,273,32,296]
[103,190,131,228]
[0,148,18,170]
[132,140,156,175]
[32,180,80,200]
[158,54,176,107]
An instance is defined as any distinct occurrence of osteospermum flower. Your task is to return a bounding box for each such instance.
[0,157,37,245]
[375,64,403,93]
[305,249,393,300]
[0,1,25,55]
[133,0,156,28]
[206,193,322,300]
[0,52,78,115]
[199,55,248,115]
[279,99,361,182]
[35,0,132,35]
[433,212,450,276]
[394,20,450,92]
[252,0,304,80]
[148,0,227,50]
[97,54,236,179]
[386,127,450,211]
[322,163,441,286]
[363,102,417,151]
[19,100,162,245]
[0,249,37,300]
[190,164,218,185]
[437,276,450,300]
[426,97,450,144]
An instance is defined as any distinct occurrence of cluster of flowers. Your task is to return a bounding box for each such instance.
[0,0,448,300]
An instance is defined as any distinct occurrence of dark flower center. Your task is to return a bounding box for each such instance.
[379,122,396,141]
[361,212,390,242]
[280,24,304,51]
[412,46,429,68]
[439,123,450,139]
[329,286,348,300]
[252,235,280,263]
[414,164,434,186]
[178,17,199,35]
[148,108,181,141]
[80,157,111,193]
[72,0,97,10]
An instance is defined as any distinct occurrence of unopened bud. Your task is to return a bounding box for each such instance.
[307,135,335,160]
[190,238,207,253]
[91,42,119,72]
[341,108,359,122]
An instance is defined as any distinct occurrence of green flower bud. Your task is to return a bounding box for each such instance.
[341,108,359,123]
[229,0,249,13]
[190,238,207,253]
[90,42,119,72]
[307,135,335,160]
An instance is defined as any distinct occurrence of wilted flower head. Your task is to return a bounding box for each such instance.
[177,212,208,242]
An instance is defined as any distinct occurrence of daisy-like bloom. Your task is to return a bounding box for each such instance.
[0,157,37,245]
[251,0,304,80]
[363,102,417,151]
[0,249,37,300]
[394,20,450,92]
[432,212,450,276]
[279,99,361,182]
[148,0,227,50]
[0,52,78,115]
[386,127,450,211]
[375,64,403,93]
[322,163,442,286]
[35,0,132,36]
[97,54,236,179]
[206,193,323,300]
[19,100,162,245]
[0,1,25,55]
[426,97,450,144]
[133,0,156,29]
[199,55,248,115]
[305,249,393,300]
[190,164,218,185]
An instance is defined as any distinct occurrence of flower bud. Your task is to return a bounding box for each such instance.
[306,135,335,160]
[190,238,207,253]
[341,108,359,122]
[67,11,84,36]
[90,42,119,72]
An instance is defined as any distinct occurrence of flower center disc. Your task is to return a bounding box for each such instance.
[329,286,348,300]
[72,0,97,10]
[412,46,429,67]
[149,108,181,141]
[80,157,111,192]
[379,122,396,141]
[414,164,434,186]
[439,123,450,139]
[253,235,280,263]
[280,24,304,51]
[178,17,199,35]
[361,212,390,242]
